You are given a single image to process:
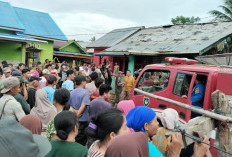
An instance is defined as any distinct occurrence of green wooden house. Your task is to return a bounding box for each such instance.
[0,1,67,67]
[53,40,93,65]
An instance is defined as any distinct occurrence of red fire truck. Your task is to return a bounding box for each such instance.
[130,57,232,124]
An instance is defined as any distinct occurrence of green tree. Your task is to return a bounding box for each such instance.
[171,16,201,25]
[209,0,232,21]
[90,36,96,42]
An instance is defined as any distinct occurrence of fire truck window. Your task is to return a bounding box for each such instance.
[173,73,192,97]
[135,70,170,95]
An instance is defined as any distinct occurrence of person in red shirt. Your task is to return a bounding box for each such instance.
[143,73,154,86]
[90,78,104,101]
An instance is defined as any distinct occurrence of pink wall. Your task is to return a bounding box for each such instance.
[93,47,114,69]
[92,47,128,73]
[112,56,127,73]
[93,48,107,66]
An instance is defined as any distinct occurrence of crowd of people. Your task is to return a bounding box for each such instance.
[0,60,210,157]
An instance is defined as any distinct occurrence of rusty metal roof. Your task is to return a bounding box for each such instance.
[87,26,144,48]
[105,22,232,55]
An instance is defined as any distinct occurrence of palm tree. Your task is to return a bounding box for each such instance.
[209,0,232,21]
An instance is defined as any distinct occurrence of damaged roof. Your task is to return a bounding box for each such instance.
[87,26,144,48]
[105,22,232,55]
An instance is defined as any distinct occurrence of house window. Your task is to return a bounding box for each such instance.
[135,70,170,95]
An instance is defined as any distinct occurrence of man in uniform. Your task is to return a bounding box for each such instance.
[190,75,205,118]
[115,71,124,104]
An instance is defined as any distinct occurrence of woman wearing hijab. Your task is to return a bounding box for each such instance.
[117,100,135,116]
[126,106,163,157]
[152,108,179,156]
[30,89,56,128]
[19,114,42,134]
[127,107,210,157]
[117,100,135,133]
[105,132,149,157]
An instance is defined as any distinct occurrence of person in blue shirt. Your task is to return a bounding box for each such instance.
[69,75,90,146]
[43,75,57,104]
[61,70,75,92]
[190,75,205,118]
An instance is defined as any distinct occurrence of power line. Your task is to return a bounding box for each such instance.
[200,16,214,19]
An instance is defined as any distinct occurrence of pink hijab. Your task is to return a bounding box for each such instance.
[117,100,135,116]
[117,100,135,133]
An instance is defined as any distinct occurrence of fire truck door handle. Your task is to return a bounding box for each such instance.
[179,112,186,119]
[158,104,167,109]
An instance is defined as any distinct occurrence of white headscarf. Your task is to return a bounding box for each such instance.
[161,108,179,130]
[30,89,56,128]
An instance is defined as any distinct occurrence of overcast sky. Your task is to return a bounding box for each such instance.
[3,0,223,41]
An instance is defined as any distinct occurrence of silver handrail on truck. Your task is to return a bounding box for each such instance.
[134,88,232,123]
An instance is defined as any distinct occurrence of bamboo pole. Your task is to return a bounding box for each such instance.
[134,88,232,123]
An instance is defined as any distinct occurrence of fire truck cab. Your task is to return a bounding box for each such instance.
[130,57,232,124]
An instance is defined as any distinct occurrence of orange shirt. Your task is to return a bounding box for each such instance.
[124,76,135,92]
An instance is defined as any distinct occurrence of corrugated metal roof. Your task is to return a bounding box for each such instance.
[0,32,46,43]
[105,22,232,55]
[78,42,91,48]
[95,52,128,56]
[87,26,144,48]
[54,40,71,49]
[78,42,94,53]
[0,1,24,31]
[14,7,68,41]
